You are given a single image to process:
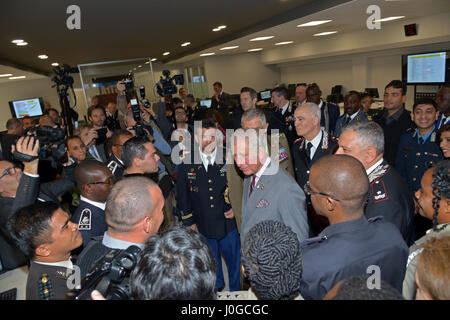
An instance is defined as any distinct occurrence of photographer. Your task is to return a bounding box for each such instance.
[8,202,82,300]
[75,177,164,278]
[78,124,106,163]
[0,118,24,161]
[106,130,133,179]
[0,136,76,270]
[87,105,112,162]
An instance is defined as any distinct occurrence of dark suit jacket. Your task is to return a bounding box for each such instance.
[373,108,414,167]
[211,92,231,109]
[0,170,75,271]
[319,101,340,136]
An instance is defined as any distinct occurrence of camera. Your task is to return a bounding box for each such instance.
[13,126,66,162]
[67,245,141,300]
[95,127,108,145]
[156,70,184,97]
[139,85,151,109]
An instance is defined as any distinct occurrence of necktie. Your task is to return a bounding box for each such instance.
[249,175,256,196]
[207,155,212,171]
[305,142,313,161]
[344,116,351,125]
[419,137,424,145]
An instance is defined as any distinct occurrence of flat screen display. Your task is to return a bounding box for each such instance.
[9,97,45,118]
[200,99,212,108]
[407,52,446,83]
[260,90,271,100]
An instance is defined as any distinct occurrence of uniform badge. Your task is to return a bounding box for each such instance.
[38,273,54,300]
[78,208,92,230]
[224,186,230,204]
[278,146,288,162]
[371,180,389,203]
[256,199,269,208]
[220,165,226,174]
[187,172,197,180]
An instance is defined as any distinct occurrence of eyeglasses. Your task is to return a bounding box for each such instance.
[0,167,16,180]
[88,176,115,186]
[304,181,341,202]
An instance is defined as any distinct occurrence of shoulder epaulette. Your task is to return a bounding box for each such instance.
[300,235,328,246]
[368,216,384,223]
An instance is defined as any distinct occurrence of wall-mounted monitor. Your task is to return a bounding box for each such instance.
[200,99,212,108]
[259,90,272,100]
[9,97,45,118]
[402,51,450,84]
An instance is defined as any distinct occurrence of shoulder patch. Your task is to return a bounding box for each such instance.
[300,235,328,246]
[107,160,118,174]
[78,208,92,231]
[278,145,289,162]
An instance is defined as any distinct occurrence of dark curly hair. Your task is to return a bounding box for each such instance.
[431,160,450,231]
[242,220,302,300]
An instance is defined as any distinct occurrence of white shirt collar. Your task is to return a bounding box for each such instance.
[80,195,106,211]
[305,130,323,159]
[34,258,73,269]
[366,158,384,176]
[347,110,359,121]
[199,146,217,172]
[318,100,324,109]
[102,232,145,250]
[280,101,290,115]
[254,157,271,185]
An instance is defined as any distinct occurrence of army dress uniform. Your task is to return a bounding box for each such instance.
[107,153,125,180]
[26,259,74,300]
[70,196,107,248]
[176,146,241,291]
[333,109,367,138]
[299,216,409,300]
[395,128,444,192]
[365,158,415,245]
[292,130,338,235]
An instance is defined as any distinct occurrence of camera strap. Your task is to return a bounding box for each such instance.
[13,151,39,162]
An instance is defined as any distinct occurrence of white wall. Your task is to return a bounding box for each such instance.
[203,52,281,96]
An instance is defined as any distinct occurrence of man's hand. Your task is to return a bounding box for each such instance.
[91,290,106,300]
[106,127,113,138]
[189,224,199,232]
[81,128,98,147]
[224,208,234,219]
[12,136,40,174]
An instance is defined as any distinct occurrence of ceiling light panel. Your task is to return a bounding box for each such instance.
[297,20,332,27]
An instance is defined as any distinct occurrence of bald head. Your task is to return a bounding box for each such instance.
[310,155,369,216]
[74,160,110,187]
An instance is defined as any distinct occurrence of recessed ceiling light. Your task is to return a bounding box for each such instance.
[51,63,59,66]
[275,41,294,45]
[297,20,332,27]
[250,36,274,41]
[248,48,263,52]
[220,46,239,50]
[9,76,26,80]
[11,39,24,44]
[200,53,215,56]
[163,52,170,56]
[138,65,142,68]
[181,42,191,47]
[38,55,48,59]
[213,25,227,31]
[374,16,405,22]
[313,31,338,36]
[151,58,157,61]
[0,74,13,77]
[16,42,28,46]
[145,61,149,64]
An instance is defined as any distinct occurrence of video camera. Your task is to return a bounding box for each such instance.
[122,77,150,138]
[13,126,66,163]
[67,245,141,300]
[156,70,184,97]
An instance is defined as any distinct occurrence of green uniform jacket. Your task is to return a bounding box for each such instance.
[402,223,450,299]
[226,133,294,234]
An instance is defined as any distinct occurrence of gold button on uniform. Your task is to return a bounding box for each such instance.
[210,196,213,200]
[414,165,418,169]
[413,178,417,182]
[211,204,214,208]
[208,180,212,183]
[209,188,213,191]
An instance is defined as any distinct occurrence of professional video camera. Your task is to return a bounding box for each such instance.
[67,245,141,300]
[51,64,79,137]
[13,126,66,162]
[122,77,149,138]
[156,70,184,97]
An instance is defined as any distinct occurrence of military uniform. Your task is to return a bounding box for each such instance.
[299,216,408,300]
[26,260,74,300]
[176,146,240,291]
[226,132,294,234]
[402,223,450,299]
[292,130,338,235]
[366,159,415,245]
[395,128,444,192]
[106,153,125,179]
[333,109,367,138]
[71,197,107,248]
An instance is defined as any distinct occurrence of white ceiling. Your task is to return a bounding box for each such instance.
[0,65,47,84]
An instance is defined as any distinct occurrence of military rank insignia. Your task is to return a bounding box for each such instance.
[38,274,54,300]
[78,208,91,230]
[371,180,389,203]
